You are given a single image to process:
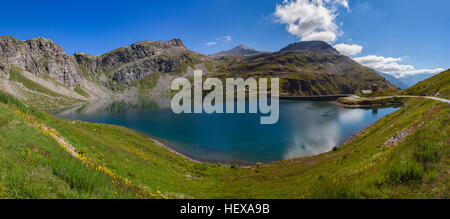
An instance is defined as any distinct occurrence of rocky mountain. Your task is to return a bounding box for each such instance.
[213,42,397,96]
[0,36,213,108]
[0,36,82,88]
[74,39,212,90]
[378,72,409,89]
[0,36,397,108]
[279,41,340,55]
[210,45,261,58]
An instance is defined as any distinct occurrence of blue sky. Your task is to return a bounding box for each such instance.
[1,0,448,78]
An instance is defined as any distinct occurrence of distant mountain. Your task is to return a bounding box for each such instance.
[378,72,409,89]
[398,73,438,87]
[279,41,340,55]
[210,45,260,58]
[403,69,450,99]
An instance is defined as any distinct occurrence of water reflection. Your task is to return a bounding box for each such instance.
[53,98,400,165]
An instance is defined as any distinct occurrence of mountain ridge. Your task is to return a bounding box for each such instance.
[403,69,450,98]
[398,73,439,87]
[210,45,261,58]
[378,72,409,89]
[0,36,397,108]
[279,41,340,55]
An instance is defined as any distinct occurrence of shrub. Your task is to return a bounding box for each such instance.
[0,117,8,127]
[414,140,444,164]
[386,156,424,184]
[0,182,7,198]
[310,182,361,199]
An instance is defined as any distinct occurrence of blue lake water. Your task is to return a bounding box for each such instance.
[53,99,400,165]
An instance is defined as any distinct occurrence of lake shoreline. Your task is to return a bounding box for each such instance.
[55,99,401,167]
[332,100,404,109]
[151,138,203,164]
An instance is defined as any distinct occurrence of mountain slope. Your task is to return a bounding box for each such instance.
[0,36,111,108]
[0,37,216,107]
[399,73,438,87]
[211,42,397,96]
[74,39,215,93]
[378,72,409,89]
[0,36,81,87]
[1,37,397,108]
[403,69,450,98]
[210,45,261,58]
[279,41,340,55]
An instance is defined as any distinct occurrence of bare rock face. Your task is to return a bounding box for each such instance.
[74,39,208,89]
[0,36,202,93]
[0,62,8,78]
[0,36,82,88]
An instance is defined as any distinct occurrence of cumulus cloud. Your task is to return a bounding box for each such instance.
[334,43,362,56]
[205,41,217,46]
[274,0,349,43]
[273,1,444,76]
[353,55,445,78]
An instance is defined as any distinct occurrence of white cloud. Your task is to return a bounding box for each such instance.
[353,55,445,78]
[274,0,349,43]
[334,43,362,56]
[273,1,444,77]
[206,35,232,46]
[331,0,350,10]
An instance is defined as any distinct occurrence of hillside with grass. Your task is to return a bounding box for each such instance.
[403,69,450,99]
[1,89,448,199]
[210,42,397,96]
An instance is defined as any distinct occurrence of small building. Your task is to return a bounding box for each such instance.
[362,90,372,94]
[371,84,379,93]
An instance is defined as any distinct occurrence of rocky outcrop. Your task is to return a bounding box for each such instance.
[211,45,261,58]
[0,62,8,78]
[74,39,209,88]
[0,36,82,88]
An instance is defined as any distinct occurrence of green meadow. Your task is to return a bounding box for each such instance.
[0,88,448,199]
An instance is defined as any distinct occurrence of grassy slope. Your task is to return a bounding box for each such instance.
[0,93,136,198]
[0,90,448,199]
[0,91,228,198]
[224,98,448,198]
[212,52,397,96]
[7,65,83,109]
[403,69,450,99]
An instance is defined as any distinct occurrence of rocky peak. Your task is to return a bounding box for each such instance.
[229,45,257,54]
[0,36,81,88]
[280,41,340,55]
[131,39,185,50]
[94,39,189,72]
[211,45,260,58]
